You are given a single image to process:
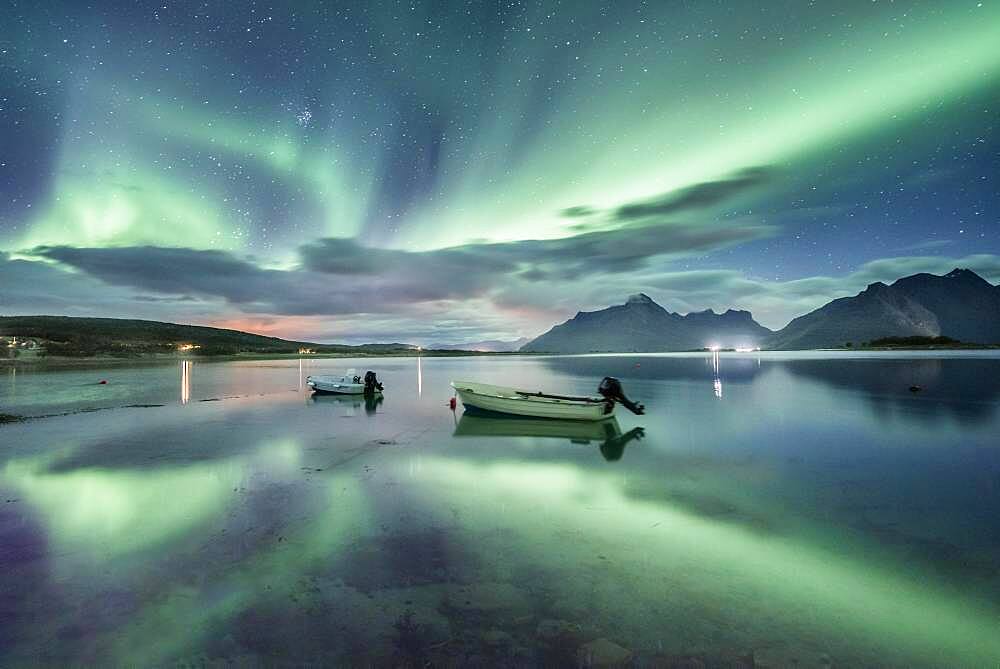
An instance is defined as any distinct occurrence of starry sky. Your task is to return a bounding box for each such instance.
[1,0,998,344]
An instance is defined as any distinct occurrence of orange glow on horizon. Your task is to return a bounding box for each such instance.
[206,316,334,342]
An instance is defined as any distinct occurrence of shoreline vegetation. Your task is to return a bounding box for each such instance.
[833,335,999,351]
[0,315,519,363]
[2,317,997,365]
[0,350,525,367]
[3,343,997,366]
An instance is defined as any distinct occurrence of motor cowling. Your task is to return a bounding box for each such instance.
[364,371,383,394]
[597,376,645,415]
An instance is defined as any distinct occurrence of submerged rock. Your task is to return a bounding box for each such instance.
[576,638,632,668]
[537,618,583,643]
[480,628,513,647]
[648,652,756,668]
[445,581,531,613]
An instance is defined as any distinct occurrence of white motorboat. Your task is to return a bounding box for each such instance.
[307,369,384,395]
[452,381,627,421]
[450,377,643,421]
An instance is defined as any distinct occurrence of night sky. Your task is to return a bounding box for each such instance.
[1,1,998,344]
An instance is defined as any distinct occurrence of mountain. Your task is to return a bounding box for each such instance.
[520,294,772,353]
[769,268,1000,349]
[431,337,531,352]
[0,315,419,357]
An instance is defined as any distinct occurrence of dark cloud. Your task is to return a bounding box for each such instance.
[132,294,200,303]
[32,246,286,304]
[0,250,211,318]
[563,166,777,231]
[28,245,366,316]
[487,220,773,279]
[614,166,775,222]
[302,218,773,283]
[559,205,597,219]
[29,218,774,318]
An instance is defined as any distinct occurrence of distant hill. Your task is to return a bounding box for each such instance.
[431,337,531,352]
[769,268,1000,349]
[0,315,419,357]
[520,294,772,353]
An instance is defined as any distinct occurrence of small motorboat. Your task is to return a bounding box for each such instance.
[450,377,644,422]
[307,369,384,395]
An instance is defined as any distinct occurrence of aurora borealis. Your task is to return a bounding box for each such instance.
[1,1,998,343]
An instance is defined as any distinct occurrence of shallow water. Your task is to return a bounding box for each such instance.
[1,353,999,667]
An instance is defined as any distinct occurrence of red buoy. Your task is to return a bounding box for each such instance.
[98,379,108,385]
[448,397,457,410]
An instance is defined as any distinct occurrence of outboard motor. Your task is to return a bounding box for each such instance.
[364,371,383,394]
[597,377,645,415]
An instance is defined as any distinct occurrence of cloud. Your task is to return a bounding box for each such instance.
[559,205,597,219]
[0,251,218,319]
[562,166,777,231]
[895,239,954,253]
[9,243,1000,344]
[28,245,370,316]
[614,166,776,222]
[29,216,774,318]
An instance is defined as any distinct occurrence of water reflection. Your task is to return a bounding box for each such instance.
[540,354,1000,423]
[310,392,383,415]
[180,360,192,404]
[2,353,1000,666]
[541,353,766,386]
[711,350,722,398]
[453,411,644,461]
[784,357,1000,423]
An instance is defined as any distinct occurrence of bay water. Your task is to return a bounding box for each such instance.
[1,352,998,666]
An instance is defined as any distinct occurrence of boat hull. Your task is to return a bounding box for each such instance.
[306,375,365,394]
[308,383,364,394]
[452,381,614,421]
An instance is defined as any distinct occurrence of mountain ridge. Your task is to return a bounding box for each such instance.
[521,268,1000,352]
[430,337,531,352]
[770,267,1000,349]
[520,295,772,353]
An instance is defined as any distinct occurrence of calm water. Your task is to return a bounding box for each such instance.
[1,353,999,667]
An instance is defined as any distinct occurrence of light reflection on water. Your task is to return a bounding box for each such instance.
[0,352,999,666]
[180,360,192,405]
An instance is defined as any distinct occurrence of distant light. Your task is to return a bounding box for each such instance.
[708,344,720,352]
[177,343,201,352]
